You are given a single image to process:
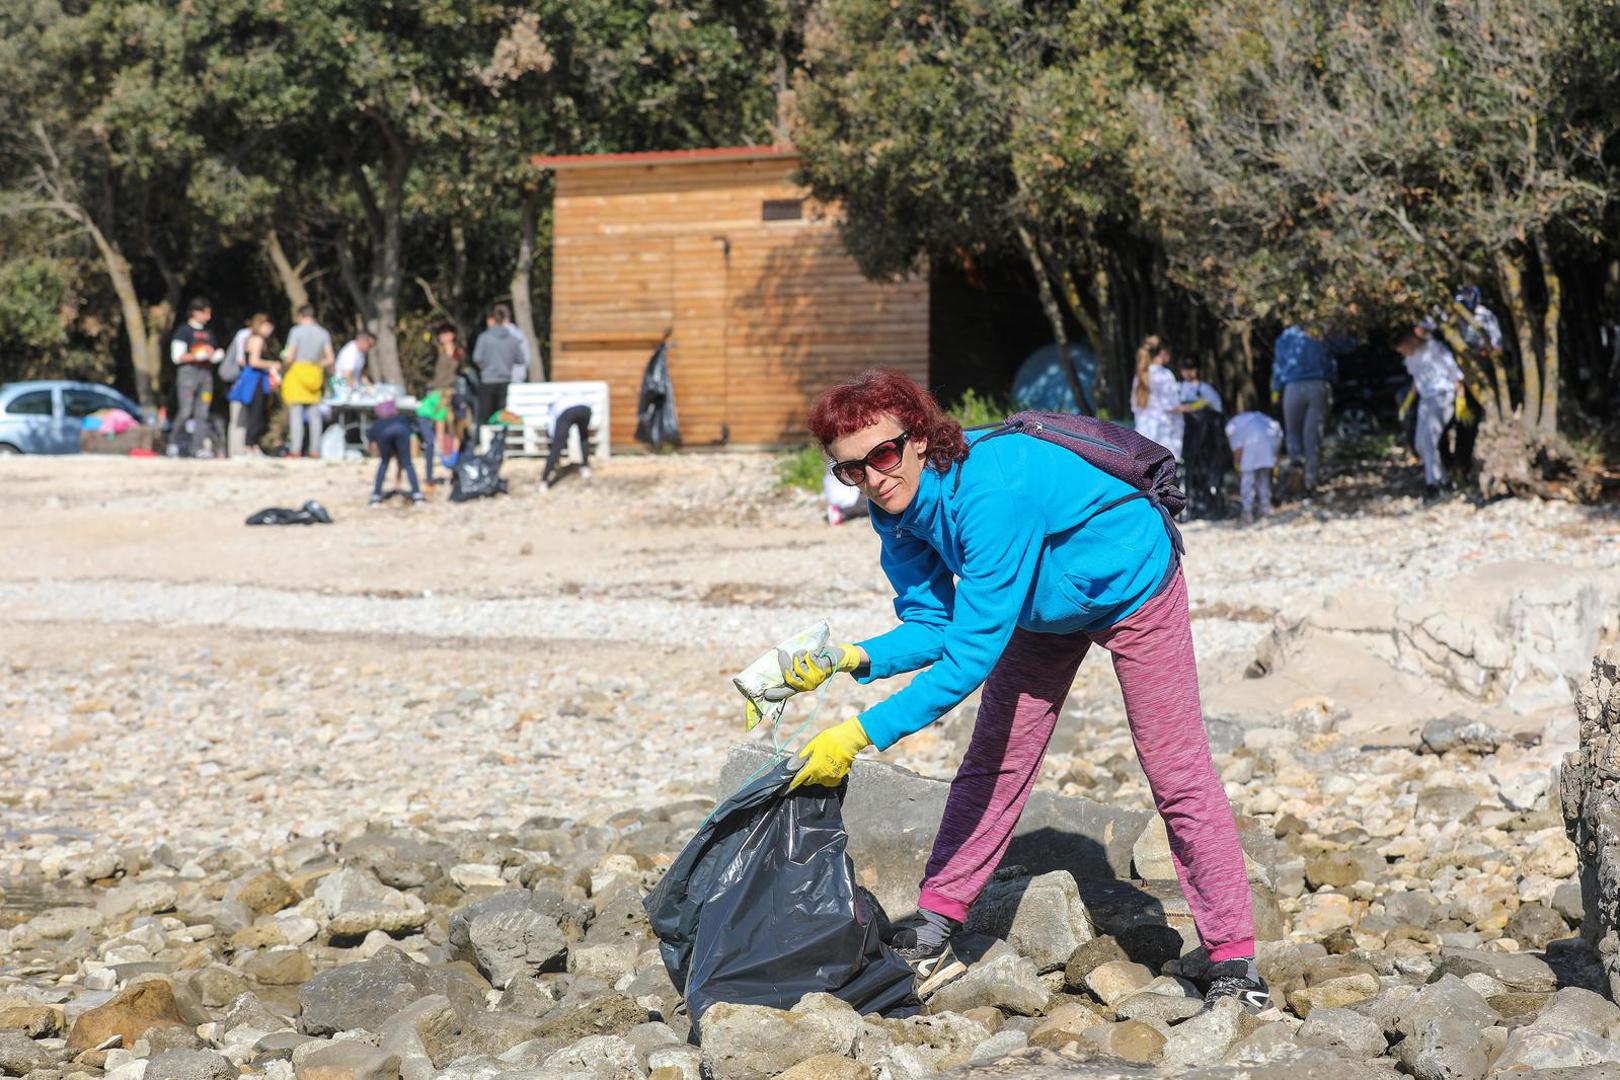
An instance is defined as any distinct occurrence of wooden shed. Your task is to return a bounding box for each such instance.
[534,146,930,449]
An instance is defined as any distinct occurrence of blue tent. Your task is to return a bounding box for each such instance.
[1012,343,1098,415]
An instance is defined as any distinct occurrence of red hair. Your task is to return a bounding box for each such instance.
[807,369,967,473]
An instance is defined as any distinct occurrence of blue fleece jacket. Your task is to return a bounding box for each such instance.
[854,430,1174,751]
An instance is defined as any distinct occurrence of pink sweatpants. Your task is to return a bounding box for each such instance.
[916,567,1256,962]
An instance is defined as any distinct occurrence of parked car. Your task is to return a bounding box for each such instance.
[0,380,145,455]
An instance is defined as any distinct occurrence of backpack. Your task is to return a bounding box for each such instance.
[960,410,1186,554]
[218,328,249,383]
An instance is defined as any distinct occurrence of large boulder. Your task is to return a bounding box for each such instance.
[700,995,860,1080]
[313,869,429,938]
[67,980,191,1051]
[298,947,446,1036]
[1564,647,1620,999]
[963,871,1093,973]
[446,891,568,989]
[718,745,1151,918]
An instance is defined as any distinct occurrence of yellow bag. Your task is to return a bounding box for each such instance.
[281,361,324,405]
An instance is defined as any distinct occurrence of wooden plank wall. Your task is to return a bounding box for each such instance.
[548,156,929,448]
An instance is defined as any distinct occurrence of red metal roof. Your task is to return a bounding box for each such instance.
[530,145,799,171]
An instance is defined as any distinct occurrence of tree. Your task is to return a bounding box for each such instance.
[791,0,1200,411]
[1134,0,1617,495]
[0,1,216,407]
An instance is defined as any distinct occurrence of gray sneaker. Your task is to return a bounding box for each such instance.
[1202,958,1277,1017]
[889,913,967,998]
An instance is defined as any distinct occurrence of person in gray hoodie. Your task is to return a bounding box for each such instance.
[471,303,528,426]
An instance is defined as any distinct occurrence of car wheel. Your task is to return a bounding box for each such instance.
[1335,408,1376,440]
[0,443,20,455]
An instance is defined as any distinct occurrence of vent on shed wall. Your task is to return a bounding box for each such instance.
[762,199,803,221]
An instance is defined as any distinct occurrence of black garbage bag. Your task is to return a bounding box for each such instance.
[245,499,333,526]
[1181,408,1231,521]
[645,759,918,1041]
[450,429,509,502]
[634,343,682,450]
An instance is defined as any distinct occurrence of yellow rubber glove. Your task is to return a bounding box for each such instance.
[1397,387,1417,422]
[789,717,872,791]
[781,643,863,694]
[1270,388,1281,406]
[1454,393,1473,424]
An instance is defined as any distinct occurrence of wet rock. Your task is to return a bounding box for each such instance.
[446,892,568,989]
[1297,1006,1386,1058]
[964,871,1094,973]
[67,980,191,1051]
[699,995,859,1080]
[298,948,445,1036]
[927,951,1048,1017]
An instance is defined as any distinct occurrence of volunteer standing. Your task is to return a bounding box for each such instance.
[281,305,335,458]
[1396,327,1466,501]
[783,369,1268,1014]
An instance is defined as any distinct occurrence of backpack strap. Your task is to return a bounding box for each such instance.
[952,418,1020,494]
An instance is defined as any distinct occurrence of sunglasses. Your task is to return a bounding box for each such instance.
[829,430,912,487]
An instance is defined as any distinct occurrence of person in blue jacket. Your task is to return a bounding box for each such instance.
[1270,325,1346,491]
[782,369,1269,1014]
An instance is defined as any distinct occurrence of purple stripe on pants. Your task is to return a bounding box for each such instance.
[916,567,1256,962]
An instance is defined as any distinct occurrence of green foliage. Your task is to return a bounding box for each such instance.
[947,389,1008,429]
[778,443,828,493]
[0,257,67,354]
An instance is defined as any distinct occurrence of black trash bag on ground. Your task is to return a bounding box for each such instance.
[634,343,682,450]
[245,499,333,526]
[450,429,508,503]
[645,759,918,1041]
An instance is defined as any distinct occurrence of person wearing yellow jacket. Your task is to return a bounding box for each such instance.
[280,305,334,458]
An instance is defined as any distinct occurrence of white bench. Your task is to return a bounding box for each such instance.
[478,380,612,460]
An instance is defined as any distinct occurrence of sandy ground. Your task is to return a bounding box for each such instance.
[1,451,1616,869]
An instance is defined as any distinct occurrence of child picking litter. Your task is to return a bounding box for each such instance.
[1224,409,1283,524]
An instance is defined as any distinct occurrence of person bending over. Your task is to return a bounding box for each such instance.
[779,369,1270,1016]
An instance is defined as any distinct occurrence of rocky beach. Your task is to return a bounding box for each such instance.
[2,452,1619,1079]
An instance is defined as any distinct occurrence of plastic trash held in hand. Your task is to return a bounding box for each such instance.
[733,621,831,733]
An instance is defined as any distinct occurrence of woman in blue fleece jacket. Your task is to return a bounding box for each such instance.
[784,369,1267,1013]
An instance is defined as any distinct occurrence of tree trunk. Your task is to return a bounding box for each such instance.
[1435,321,1502,426]
[352,141,412,388]
[510,188,542,379]
[1014,222,1086,411]
[1495,250,1540,426]
[80,228,156,409]
[1092,263,1123,417]
[264,230,311,318]
[1533,230,1561,435]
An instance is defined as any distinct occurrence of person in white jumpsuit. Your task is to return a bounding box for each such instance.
[1396,328,1466,498]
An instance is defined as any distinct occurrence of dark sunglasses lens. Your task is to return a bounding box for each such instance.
[832,462,863,486]
[867,440,903,472]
